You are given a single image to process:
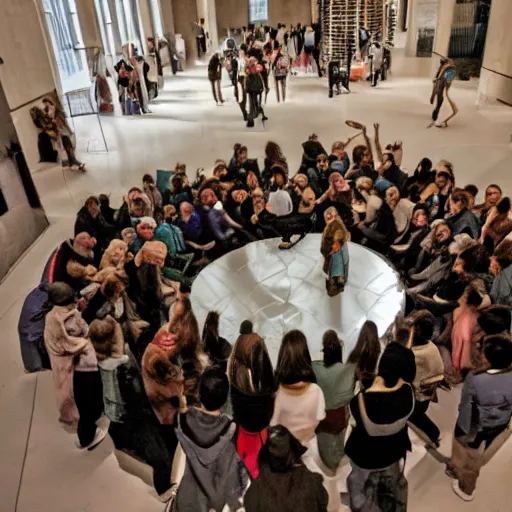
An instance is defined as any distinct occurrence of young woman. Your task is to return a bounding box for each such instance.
[271,330,326,447]
[312,330,355,470]
[44,282,106,448]
[345,343,416,512]
[201,311,231,371]
[321,207,350,297]
[347,320,381,390]
[228,333,276,478]
[207,53,224,106]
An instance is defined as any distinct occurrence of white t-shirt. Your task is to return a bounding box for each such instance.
[271,382,326,445]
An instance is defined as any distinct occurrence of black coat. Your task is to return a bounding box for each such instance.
[244,464,328,512]
[74,207,115,256]
[52,239,95,292]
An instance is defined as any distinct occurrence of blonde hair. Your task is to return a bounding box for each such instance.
[323,207,351,241]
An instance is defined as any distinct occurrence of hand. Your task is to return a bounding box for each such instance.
[373,122,380,132]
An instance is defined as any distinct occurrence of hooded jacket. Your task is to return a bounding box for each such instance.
[175,407,249,512]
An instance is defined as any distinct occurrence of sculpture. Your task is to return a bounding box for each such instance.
[428,58,458,128]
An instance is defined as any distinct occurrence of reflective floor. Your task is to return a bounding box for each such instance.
[191,236,405,364]
[1,63,512,511]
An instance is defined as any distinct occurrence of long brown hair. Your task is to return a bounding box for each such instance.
[228,334,276,394]
[169,298,200,359]
[275,330,316,385]
[347,321,381,381]
[265,141,287,167]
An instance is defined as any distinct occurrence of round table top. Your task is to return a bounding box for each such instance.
[190,235,405,364]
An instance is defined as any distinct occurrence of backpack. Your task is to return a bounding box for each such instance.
[226,38,236,50]
[246,72,264,94]
[275,54,289,78]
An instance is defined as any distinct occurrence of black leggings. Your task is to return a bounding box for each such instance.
[73,371,104,447]
[275,77,286,102]
[210,79,223,103]
[409,400,440,444]
[432,85,445,121]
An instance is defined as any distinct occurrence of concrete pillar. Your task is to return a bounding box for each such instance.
[432,0,455,59]
[205,0,219,49]
[138,0,155,55]
[76,0,103,49]
[477,0,512,106]
[160,0,176,40]
[172,0,199,63]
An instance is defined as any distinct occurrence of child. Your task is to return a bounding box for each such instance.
[321,207,350,296]
[44,282,106,449]
[172,366,249,512]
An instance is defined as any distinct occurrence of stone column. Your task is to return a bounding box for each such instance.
[160,0,176,40]
[75,0,103,49]
[172,0,199,63]
[477,0,512,106]
[138,0,155,55]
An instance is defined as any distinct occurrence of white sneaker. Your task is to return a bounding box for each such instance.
[75,428,107,451]
[451,479,475,501]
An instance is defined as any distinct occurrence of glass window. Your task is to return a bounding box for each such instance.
[42,0,90,92]
[150,0,165,39]
[115,0,143,54]
[249,0,268,23]
[95,0,117,57]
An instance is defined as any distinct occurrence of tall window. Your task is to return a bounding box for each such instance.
[115,0,144,54]
[150,0,165,39]
[43,0,90,91]
[249,0,268,23]
[95,0,117,57]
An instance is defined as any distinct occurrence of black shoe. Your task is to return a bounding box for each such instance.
[262,115,268,122]
[246,119,254,128]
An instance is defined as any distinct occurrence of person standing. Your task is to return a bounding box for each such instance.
[208,53,224,106]
[194,19,206,59]
[245,57,267,128]
[312,331,355,471]
[271,42,289,103]
[369,41,384,87]
[450,335,512,501]
[345,343,416,512]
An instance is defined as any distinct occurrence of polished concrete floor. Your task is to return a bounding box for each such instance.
[2,64,512,512]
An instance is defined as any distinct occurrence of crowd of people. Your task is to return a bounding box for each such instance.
[212,22,391,127]
[20,124,512,511]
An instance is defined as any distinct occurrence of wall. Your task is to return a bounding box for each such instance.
[0,84,48,281]
[75,0,103,49]
[0,0,57,110]
[215,0,248,37]
[268,0,312,27]
[477,0,512,106]
[215,0,311,35]
[172,0,199,62]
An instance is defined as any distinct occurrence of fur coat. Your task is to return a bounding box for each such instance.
[142,330,185,425]
[44,305,97,424]
[89,315,125,361]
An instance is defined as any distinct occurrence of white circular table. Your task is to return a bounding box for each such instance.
[190,235,405,364]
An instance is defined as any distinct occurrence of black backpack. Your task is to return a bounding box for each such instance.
[246,72,264,94]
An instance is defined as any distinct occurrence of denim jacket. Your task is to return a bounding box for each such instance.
[457,369,512,435]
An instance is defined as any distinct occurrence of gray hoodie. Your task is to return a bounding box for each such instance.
[175,407,249,512]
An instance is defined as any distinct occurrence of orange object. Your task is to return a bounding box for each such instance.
[350,62,366,81]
